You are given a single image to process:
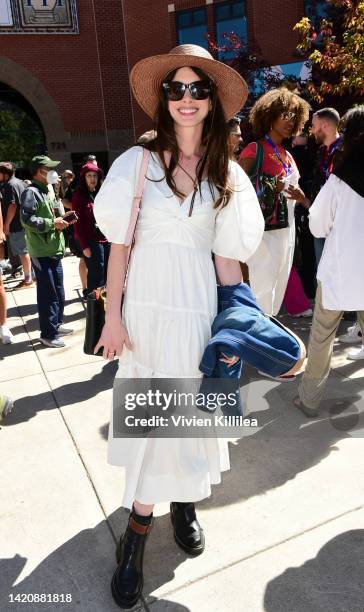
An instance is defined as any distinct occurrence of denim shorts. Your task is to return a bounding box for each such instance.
[9,231,28,256]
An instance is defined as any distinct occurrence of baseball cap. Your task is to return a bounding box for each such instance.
[31,155,60,169]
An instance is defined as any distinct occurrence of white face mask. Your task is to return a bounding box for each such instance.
[46,170,59,184]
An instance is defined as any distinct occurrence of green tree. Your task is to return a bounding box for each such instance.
[0,104,44,166]
[294,0,364,106]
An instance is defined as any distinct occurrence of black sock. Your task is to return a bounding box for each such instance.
[131,506,152,525]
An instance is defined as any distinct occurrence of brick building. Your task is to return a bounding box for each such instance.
[0,0,320,170]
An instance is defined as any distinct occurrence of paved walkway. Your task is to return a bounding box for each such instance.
[1,255,363,612]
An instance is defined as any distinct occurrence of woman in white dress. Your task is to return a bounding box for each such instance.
[93,44,264,609]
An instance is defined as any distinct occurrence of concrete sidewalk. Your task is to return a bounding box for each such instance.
[1,255,363,612]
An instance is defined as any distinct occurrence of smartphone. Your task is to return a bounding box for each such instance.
[62,211,78,222]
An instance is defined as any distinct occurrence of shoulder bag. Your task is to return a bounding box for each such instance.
[248,141,289,231]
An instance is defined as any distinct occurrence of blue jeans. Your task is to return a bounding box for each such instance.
[199,283,302,416]
[85,240,110,293]
[32,256,65,340]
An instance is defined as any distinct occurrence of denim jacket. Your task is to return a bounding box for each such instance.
[198,283,301,416]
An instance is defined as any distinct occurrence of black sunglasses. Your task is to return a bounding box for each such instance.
[162,80,213,101]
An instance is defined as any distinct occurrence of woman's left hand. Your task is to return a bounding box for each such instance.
[219,353,240,366]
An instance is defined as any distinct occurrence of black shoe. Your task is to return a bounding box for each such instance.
[170,502,205,556]
[111,513,152,609]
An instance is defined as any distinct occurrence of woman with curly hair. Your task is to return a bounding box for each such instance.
[240,88,310,317]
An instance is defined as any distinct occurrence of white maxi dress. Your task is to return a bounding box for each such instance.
[94,146,264,509]
[246,170,300,317]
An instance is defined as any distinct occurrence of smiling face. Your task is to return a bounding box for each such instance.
[167,67,211,129]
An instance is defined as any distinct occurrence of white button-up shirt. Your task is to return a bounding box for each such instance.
[309,173,364,311]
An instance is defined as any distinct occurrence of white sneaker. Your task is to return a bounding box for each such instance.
[292,308,313,318]
[57,326,73,336]
[40,337,66,348]
[338,322,362,344]
[347,345,364,361]
[0,325,14,344]
[0,394,14,420]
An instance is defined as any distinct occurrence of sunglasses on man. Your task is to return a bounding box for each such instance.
[162,80,213,101]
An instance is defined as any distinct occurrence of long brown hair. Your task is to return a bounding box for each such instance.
[142,66,232,212]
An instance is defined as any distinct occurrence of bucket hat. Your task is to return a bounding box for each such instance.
[130,44,248,121]
[80,162,103,179]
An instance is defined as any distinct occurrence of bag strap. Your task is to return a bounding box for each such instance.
[124,147,150,247]
[123,147,150,290]
[249,141,264,180]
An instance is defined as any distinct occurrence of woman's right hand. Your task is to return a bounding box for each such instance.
[276,175,286,193]
[83,248,91,258]
[94,318,132,361]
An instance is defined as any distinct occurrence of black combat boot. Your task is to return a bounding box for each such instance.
[170,502,205,556]
[111,509,153,609]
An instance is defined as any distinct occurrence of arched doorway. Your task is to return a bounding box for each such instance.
[0,56,70,169]
[0,82,46,173]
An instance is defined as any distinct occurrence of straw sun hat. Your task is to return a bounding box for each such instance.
[130,44,248,121]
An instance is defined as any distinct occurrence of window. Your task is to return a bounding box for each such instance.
[214,0,247,60]
[304,0,332,28]
[176,7,208,49]
[252,62,311,96]
[0,0,13,25]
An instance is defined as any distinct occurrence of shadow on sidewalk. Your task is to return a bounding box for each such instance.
[7,297,80,320]
[264,530,364,612]
[0,339,34,359]
[2,361,117,426]
[0,510,193,612]
[197,369,364,510]
[8,309,85,335]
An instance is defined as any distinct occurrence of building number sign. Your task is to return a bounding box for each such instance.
[0,0,79,33]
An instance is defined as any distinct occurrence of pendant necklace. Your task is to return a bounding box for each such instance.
[177,161,198,190]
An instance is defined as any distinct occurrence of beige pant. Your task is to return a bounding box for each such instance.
[299,283,364,409]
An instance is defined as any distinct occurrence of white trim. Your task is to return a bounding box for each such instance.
[168,3,175,12]
[0,0,13,25]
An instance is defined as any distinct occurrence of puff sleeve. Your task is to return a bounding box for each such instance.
[309,174,338,238]
[93,146,143,244]
[212,161,264,262]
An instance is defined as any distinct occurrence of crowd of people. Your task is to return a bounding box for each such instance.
[0,41,363,608]
[0,88,363,394]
